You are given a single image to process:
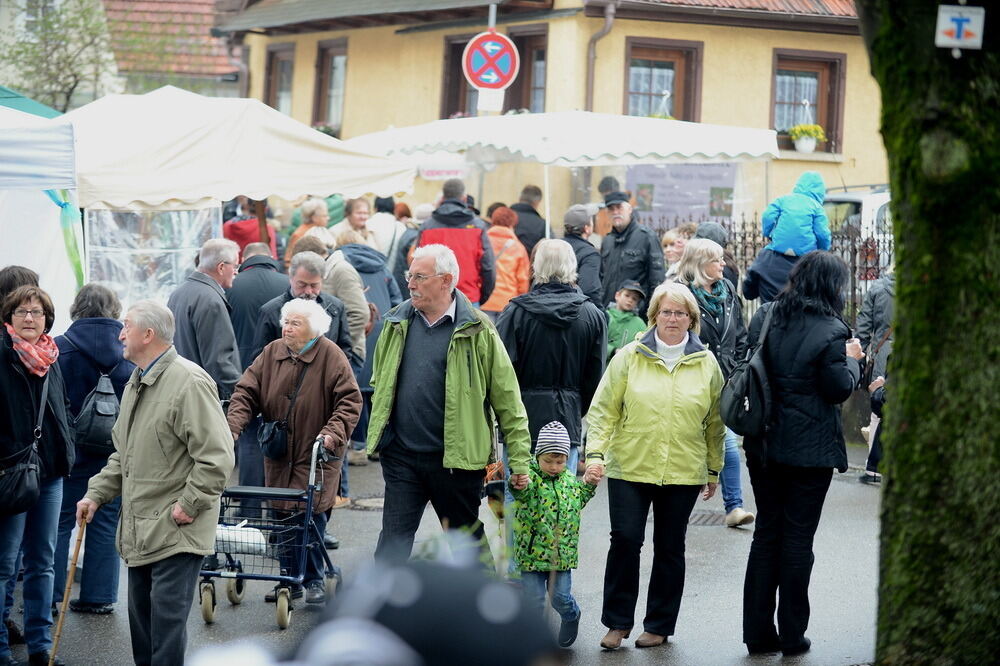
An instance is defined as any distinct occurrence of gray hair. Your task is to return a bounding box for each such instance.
[70,283,122,320]
[127,299,175,344]
[441,178,465,200]
[412,244,459,291]
[280,298,332,339]
[198,238,239,273]
[674,238,724,289]
[300,197,327,223]
[532,239,577,285]
[289,251,326,278]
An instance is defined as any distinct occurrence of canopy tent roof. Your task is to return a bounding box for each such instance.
[0,106,75,191]
[63,86,415,210]
[342,111,779,167]
[0,85,61,119]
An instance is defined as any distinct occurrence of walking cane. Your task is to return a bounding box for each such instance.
[50,510,86,666]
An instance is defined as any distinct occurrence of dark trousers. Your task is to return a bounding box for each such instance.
[602,478,701,635]
[127,552,203,666]
[277,510,328,585]
[742,458,832,648]
[375,446,486,563]
[236,416,264,518]
[866,424,883,474]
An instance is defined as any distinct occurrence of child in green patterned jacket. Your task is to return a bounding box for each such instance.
[511,421,597,648]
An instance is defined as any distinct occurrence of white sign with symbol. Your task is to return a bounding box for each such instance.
[935,5,985,50]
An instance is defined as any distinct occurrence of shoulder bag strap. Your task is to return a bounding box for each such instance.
[33,373,51,445]
[284,361,311,424]
[756,303,776,349]
[386,225,402,275]
[872,326,892,354]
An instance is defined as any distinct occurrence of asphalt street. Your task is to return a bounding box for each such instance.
[11,445,879,665]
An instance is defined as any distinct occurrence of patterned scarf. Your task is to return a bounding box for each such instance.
[692,280,728,318]
[5,322,59,377]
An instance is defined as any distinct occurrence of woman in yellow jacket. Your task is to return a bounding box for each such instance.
[584,281,725,651]
[480,206,530,321]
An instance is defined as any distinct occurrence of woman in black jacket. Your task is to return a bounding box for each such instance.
[741,251,864,657]
[674,238,754,528]
[0,286,74,666]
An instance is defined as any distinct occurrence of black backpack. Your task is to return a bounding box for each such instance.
[721,304,775,439]
[64,339,122,457]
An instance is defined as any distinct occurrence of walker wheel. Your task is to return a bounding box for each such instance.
[226,577,245,605]
[200,583,216,624]
[276,589,292,629]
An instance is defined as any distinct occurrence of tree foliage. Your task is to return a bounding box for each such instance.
[855,2,1000,663]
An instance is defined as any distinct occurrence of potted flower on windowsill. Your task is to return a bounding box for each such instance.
[788,124,827,153]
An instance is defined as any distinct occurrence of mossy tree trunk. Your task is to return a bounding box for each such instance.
[855,2,1000,663]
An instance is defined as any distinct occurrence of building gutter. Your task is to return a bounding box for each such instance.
[585,1,619,112]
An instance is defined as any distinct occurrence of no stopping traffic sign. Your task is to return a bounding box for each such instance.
[462,31,520,91]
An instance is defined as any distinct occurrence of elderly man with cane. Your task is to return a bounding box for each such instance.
[76,300,234,666]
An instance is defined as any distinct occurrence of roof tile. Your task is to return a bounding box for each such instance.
[633,0,857,18]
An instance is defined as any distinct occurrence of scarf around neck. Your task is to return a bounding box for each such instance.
[692,280,728,318]
[5,322,59,377]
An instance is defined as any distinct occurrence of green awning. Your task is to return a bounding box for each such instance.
[0,86,61,118]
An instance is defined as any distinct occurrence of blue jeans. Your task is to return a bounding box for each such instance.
[54,455,121,605]
[521,570,580,622]
[3,551,20,622]
[720,428,745,513]
[0,477,63,658]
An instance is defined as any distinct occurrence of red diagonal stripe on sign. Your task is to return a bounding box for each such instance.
[471,40,515,82]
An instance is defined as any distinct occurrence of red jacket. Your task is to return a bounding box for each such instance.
[417,200,495,304]
[223,216,277,259]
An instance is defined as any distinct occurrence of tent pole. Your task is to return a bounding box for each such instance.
[254,199,268,245]
[543,164,551,238]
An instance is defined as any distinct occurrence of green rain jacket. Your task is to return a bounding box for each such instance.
[512,461,596,572]
[606,306,648,358]
[366,291,532,474]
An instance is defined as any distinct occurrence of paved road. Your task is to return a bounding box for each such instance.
[12,445,879,665]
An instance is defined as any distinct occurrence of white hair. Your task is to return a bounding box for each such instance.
[299,197,327,224]
[127,299,175,344]
[532,239,578,285]
[198,238,239,272]
[280,298,332,339]
[414,203,434,221]
[412,244,459,291]
[289,250,326,277]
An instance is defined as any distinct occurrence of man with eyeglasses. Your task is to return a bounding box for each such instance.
[599,191,665,316]
[167,238,241,401]
[367,244,532,564]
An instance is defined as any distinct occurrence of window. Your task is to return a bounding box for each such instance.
[265,45,295,115]
[771,49,846,152]
[624,38,702,121]
[313,39,347,134]
[23,0,56,35]
[441,35,480,118]
[504,28,547,113]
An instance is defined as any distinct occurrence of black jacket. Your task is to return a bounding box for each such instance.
[742,248,799,303]
[252,290,354,365]
[600,216,665,313]
[510,202,546,255]
[228,255,290,370]
[687,279,747,380]
[496,282,606,448]
[1,330,74,480]
[748,303,861,472]
[564,233,603,309]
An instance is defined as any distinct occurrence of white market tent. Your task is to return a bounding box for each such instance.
[64,86,415,210]
[342,110,779,227]
[0,106,75,190]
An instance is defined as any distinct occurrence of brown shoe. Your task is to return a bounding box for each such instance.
[635,632,667,648]
[600,629,629,650]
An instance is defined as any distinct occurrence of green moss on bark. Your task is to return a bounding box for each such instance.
[856,2,1000,664]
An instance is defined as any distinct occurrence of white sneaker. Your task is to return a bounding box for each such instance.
[347,449,369,466]
[725,507,755,527]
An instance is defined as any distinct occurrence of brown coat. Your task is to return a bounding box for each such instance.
[227,336,362,513]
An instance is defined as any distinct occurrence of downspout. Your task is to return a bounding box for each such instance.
[582,1,618,203]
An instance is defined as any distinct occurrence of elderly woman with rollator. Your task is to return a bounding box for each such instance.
[585,281,724,651]
[227,298,362,606]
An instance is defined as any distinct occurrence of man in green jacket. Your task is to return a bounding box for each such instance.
[368,244,532,563]
[77,300,234,666]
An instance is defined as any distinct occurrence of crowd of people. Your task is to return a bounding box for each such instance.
[0,169,888,664]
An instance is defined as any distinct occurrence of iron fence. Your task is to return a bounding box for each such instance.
[641,214,895,329]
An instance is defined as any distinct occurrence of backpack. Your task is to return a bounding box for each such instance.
[720,304,775,439]
[63,338,122,457]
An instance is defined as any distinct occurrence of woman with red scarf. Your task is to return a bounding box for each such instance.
[0,285,74,666]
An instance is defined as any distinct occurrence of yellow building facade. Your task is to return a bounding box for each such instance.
[232,0,887,226]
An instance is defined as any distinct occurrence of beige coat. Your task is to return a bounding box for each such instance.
[323,250,368,361]
[227,336,362,513]
[87,348,235,567]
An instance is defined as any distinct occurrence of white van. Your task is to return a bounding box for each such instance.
[823,187,892,280]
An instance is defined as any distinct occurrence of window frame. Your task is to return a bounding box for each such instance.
[623,37,703,122]
[265,43,295,114]
[312,38,348,132]
[769,48,847,153]
[504,23,548,113]
[440,32,482,119]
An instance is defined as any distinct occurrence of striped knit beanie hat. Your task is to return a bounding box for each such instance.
[535,421,571,459]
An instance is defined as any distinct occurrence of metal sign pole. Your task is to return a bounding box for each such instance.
[489,3,497,30]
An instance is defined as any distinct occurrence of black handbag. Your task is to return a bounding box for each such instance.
[0,374,49,517]
[721,304,775,439]
[257,362,309,460]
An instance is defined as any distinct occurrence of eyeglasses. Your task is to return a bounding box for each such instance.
[404,271,445,283]
[13,309,45,319]
[658,310,690,320]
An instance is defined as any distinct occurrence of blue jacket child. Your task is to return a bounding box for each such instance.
[762,171,831,257]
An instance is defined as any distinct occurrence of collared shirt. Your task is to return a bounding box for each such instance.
[416,294,457,328]
[140,347,170,378]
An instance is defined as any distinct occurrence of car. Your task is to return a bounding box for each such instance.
[823,186,893,280]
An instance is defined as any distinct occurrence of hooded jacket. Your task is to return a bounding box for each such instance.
[856,273,894,380]
[496,283,606,448]
[762,171,831,257]
[338,243,403,390]
[417,199,496,304]
[55,318,134,414]
[585,329,724,486]
[606,307,647,359]
[481,225,530,314]
[599,216,665,314]
[322,249,369,363]
[563,233,603,309]
[511,461,596,572]
[228,254,290,371]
